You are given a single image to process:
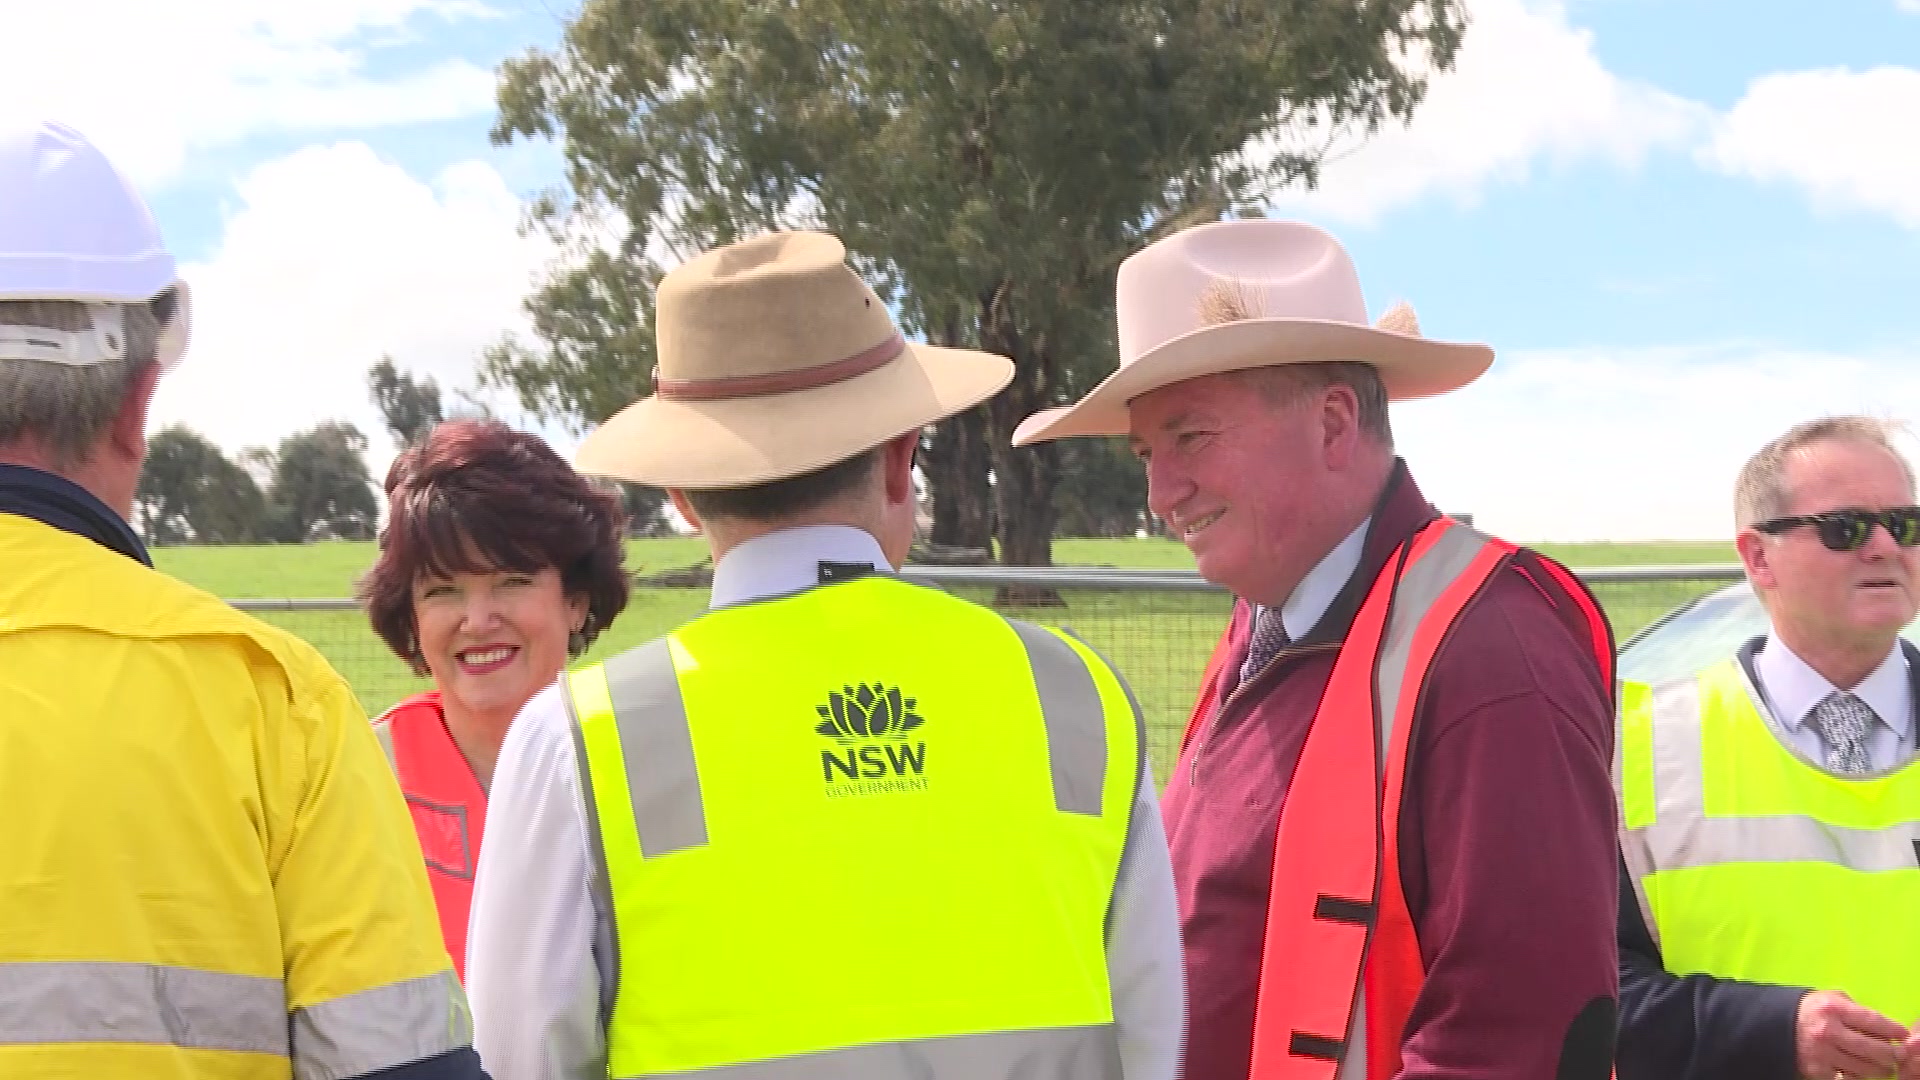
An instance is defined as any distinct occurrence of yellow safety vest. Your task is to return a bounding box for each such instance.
[1619,657,1920,1024]
[0,513,469,1079]
[566,575,1140,1079]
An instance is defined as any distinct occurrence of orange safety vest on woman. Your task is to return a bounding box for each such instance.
[1182,519,1614,1080]
[373,692,487,982]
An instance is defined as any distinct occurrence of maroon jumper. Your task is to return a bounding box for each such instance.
[1163,461,1620,1080]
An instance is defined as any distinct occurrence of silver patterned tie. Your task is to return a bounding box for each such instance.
[1238,604,1292,688]
[1811,690,1875,775]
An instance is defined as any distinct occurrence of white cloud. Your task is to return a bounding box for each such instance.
[0,1,498,187]
[150,142,551,471]
[1703,66,1920,228]
[1899,0,1920,12]
[1266,0,1708,224]
[1393,343,1920,541]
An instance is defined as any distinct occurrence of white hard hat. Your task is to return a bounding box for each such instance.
[0,121,191,370]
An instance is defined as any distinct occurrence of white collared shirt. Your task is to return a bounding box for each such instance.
[1752,635,1916,771]
[467,524,1184,1079]
[1274,516,1372,641]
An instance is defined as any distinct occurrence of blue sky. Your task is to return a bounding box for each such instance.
[10,0,1920,540]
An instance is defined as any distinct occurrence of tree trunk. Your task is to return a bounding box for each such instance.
[988,392,1058,569]
[922,405,992,551]
[981,318,1062,605]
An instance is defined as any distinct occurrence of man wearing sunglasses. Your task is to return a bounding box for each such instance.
[1616,416,1920,1080]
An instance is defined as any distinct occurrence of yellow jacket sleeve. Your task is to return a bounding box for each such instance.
[267,654,474,1071]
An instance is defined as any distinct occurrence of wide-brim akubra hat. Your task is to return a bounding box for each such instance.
[1011,219,1493,445]
[576,231,1013,489]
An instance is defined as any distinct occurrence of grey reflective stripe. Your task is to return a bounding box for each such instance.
[622,1022,1121,1079]
[1372,525,1495,756]
[602,639,709,857]
[372,717,397,770]
[1643,813,1920,871]
[1333,996,1368,1080]
[1627,669,1920,876]
[289,969,471,1080]
[563,679,622,1030]
[1011,619,1109,816]
[0,960,287,1054]
[1336,523,1497,1080]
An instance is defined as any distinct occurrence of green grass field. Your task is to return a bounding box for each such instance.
[154,536,1739,783]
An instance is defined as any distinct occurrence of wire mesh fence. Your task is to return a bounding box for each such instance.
[234,564,1744,785]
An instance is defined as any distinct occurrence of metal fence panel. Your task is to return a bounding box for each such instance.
[231,565,1744,785]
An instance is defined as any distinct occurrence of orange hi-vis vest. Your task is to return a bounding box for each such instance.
[1183,519,1614,1080]
[373,692,487,983]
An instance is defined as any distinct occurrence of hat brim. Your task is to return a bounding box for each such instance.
[575,343,1014,489]
[1011,318,1492,446]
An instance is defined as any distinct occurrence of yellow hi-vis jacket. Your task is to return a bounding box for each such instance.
[1620,658,1920,1025]
[566,575,1141,1079]
[0,513,471,1079]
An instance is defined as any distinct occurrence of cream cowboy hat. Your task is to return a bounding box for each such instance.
[575,231,1013,489]
[1011,219,1493,445]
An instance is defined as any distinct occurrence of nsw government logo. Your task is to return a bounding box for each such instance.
[815,682,929,797]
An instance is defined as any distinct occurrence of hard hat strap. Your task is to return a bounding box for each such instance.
[0,303,128,365]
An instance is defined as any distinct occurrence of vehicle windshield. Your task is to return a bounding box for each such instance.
[1617,582,1920,686]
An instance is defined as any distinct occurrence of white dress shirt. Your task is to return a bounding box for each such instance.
[1751,634,1916,772]
[1276,517,1371,640]
[467,524,1185,1079]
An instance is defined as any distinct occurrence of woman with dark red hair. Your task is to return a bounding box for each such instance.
[359,418,629,981]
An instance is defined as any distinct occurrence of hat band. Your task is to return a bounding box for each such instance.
[655,332,906,402]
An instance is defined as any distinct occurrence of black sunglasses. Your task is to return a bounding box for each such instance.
[1753,507,1920,551]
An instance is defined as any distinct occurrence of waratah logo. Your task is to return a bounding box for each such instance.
[815,682,924,744]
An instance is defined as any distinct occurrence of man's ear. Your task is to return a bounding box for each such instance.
[110,361,163,465]
[881,431,918,507]
[1319,383,1363,470]
[1736,528,1776,590]
[668,489,703,534]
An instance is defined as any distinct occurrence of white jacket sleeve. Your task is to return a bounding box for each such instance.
[467,681,609,1080]
[1107,767,1186,1080]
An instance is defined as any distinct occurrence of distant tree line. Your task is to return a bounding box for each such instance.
[137,421,379,545]
[134,358,674,546]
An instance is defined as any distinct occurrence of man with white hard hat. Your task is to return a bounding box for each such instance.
[0,121,490,1080]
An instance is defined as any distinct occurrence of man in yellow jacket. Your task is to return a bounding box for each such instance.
[0,120,489,1080]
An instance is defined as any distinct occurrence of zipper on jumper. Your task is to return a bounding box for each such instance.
[1189,641,1339,785]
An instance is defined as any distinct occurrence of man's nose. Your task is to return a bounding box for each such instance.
[1145,455,1194,525]
[1859,519,1904,559]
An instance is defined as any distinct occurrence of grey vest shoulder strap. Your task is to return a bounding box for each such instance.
[370,716,398,771]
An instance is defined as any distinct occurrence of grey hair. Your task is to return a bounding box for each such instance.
[1734,415,1917,529]
[0,300,160,469]
[1235,361,1394,448]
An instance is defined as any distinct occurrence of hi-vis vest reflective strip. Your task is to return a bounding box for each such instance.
[372,695,487,984]
[0,961,467,1074]
[1620,660,1920,1024]
[1247,520,1614,1080]
[565,576,1140,1080]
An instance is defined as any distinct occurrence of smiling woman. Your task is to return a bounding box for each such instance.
[356,418,630,980]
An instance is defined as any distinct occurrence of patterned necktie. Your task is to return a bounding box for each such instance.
[1238,604,1292,689]
[1811,690,1875,775]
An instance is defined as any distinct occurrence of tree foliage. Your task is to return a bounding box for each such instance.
[486,0,1466,563]
[1053,438,1150,539]
[136,425,268,545]
[368,355,445,448]
[262,421,380,542]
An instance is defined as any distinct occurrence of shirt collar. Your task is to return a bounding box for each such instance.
[1754,634,1912,737]
[1277,516,1372,642]
[708,524,893,609]
[0,463,151,567]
